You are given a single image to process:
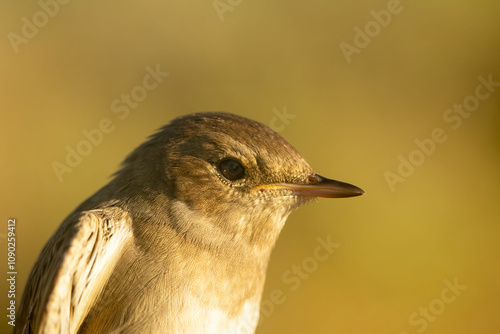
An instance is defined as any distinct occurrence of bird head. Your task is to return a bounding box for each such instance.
[116,112,363,253]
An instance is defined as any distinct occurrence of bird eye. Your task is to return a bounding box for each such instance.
[218,159,245,181]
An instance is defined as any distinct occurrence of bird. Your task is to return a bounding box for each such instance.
[17,112,364,334]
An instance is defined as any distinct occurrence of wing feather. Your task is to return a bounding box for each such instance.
[18,207,133,334]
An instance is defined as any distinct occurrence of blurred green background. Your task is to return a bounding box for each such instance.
[1,1,499,333]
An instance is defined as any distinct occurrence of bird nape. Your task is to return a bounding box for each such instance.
[17,112,364,334]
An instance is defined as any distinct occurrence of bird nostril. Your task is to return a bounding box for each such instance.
[307,175,318,184]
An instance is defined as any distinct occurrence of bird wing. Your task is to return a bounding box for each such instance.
[18,206,133,334]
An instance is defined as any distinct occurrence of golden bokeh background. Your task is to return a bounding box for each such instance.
[1,1,499,333]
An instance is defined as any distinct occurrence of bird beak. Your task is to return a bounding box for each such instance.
[256,174,365,198]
